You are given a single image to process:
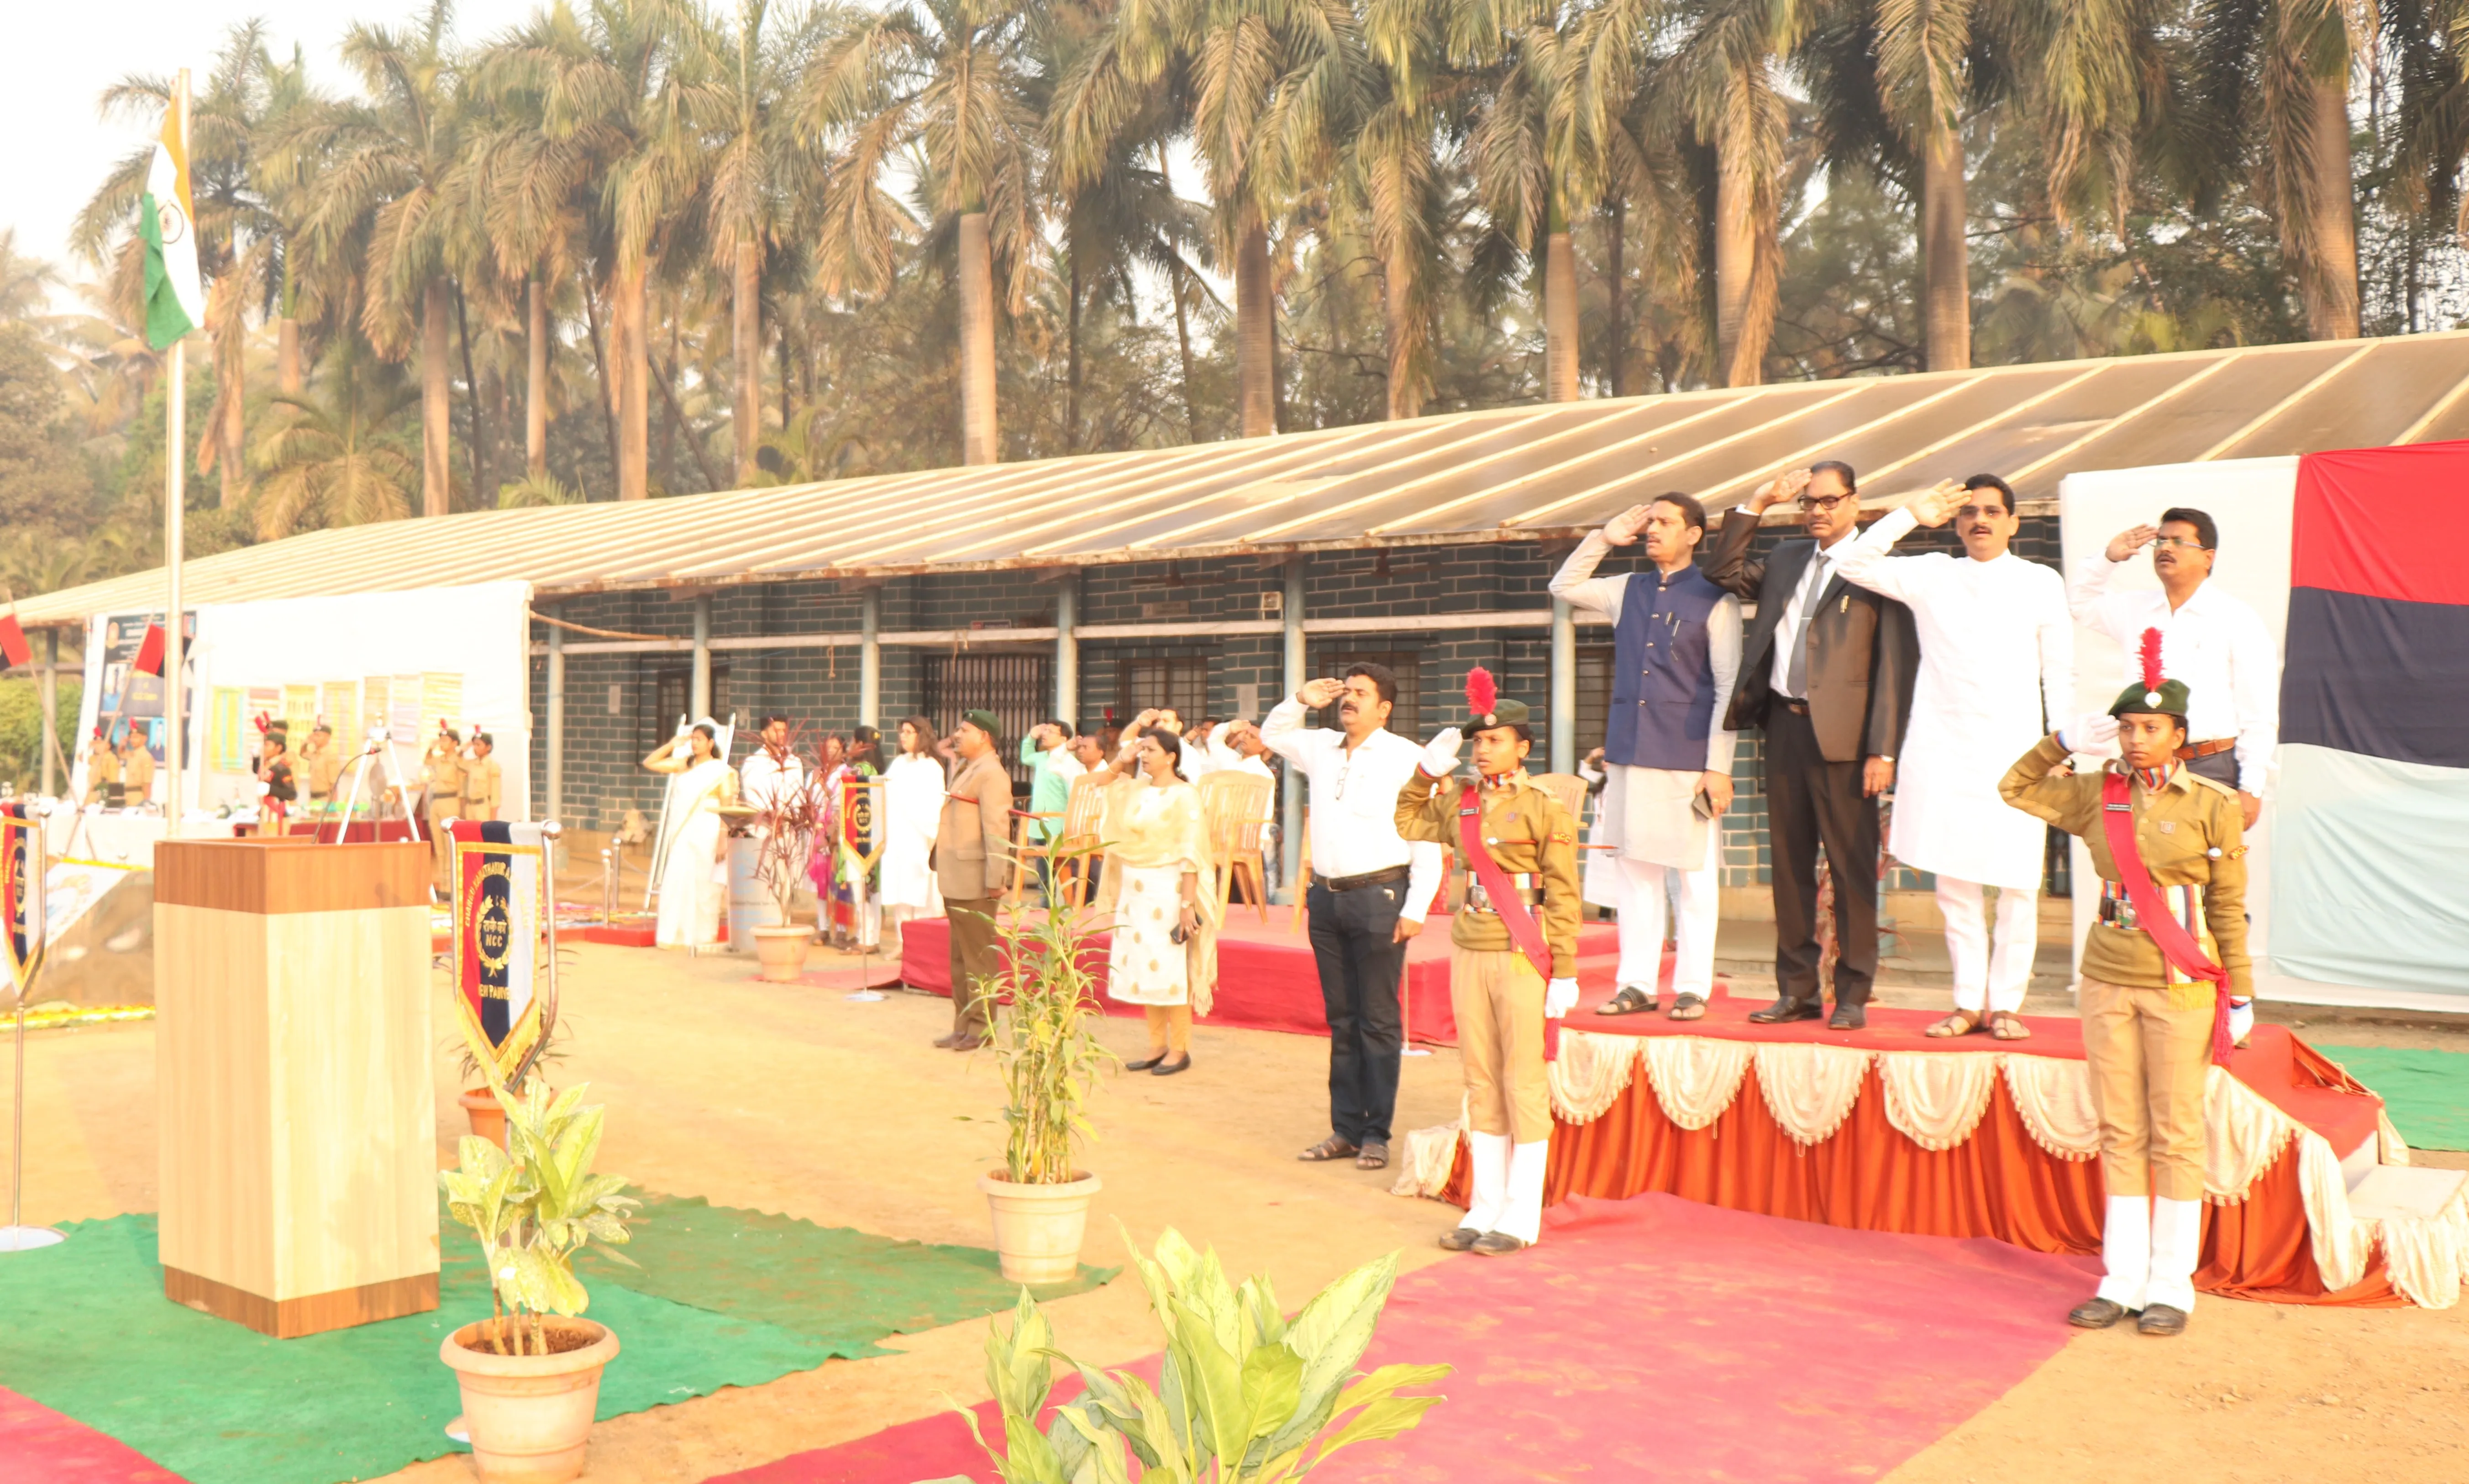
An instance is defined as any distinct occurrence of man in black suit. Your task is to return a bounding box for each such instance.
[1707,461,1919,1029]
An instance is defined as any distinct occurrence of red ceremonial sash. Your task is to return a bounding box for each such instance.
[1455,781,1559,1061]
[2099,771,2234,1066]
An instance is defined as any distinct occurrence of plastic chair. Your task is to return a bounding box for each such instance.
[1197,771,1273,923]
[1013,773,1110,908]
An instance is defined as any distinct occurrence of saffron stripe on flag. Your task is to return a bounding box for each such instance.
[2280,586,2469,770]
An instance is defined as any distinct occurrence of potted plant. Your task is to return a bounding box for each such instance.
[438,1076,639,1484]
[932,1228,1451,1481]
[449,1024,566,1147]
[746,726,830,983]
[977,880,1114,1284]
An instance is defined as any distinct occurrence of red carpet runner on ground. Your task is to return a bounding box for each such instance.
[897,911,1625,1045]
[707,1192,2095,1484]
[0,1387,185,1484]
[1410,988,2414,1307]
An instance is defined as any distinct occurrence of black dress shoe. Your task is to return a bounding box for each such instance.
[2067,1297,2128,1329]
[1748,997,1822,1024]
[1828,1004,1867,1031]
[1124,1054,1166,1071]
[1471,1232,1529,1256]
[1150,1055,1192,1076]
[1437,1227,1482,1252]
[2137,1303,2188,1337]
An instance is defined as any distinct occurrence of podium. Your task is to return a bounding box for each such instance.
[154,838,438,1337]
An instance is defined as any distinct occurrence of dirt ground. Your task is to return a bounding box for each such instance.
[13,933,2468,1484]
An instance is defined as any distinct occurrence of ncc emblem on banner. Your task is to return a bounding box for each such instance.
[840,774,885,875]
[0,802,43,996]
[450,820,553,1088]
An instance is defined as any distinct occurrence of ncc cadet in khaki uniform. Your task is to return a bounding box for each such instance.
[423,728,465,891]
[296,723,344,811]
[85,731,121,804]
[118,730,156,806]
[2000,634,2250,1339]
[461,733,504,822]
[1393,672,1583,1257]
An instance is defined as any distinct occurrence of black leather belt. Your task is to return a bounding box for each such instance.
[1779,697,1810,715]
[1323,864,1411,892]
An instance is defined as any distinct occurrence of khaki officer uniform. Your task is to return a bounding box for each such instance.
[120,743,155,806]
[2000,669,2248,1333]
[297,735,344,805]
[933,723,1015,1045]
[423,737,465,890]
[85,741,121,803]
[462,752,504,823]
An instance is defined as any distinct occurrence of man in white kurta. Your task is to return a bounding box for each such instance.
[1833,475,2072,1036]
[1548,493,1743,1020]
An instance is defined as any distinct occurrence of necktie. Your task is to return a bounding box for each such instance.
[1785,553,1821,700]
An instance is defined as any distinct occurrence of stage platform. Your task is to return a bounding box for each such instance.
[895,909,1628,1046]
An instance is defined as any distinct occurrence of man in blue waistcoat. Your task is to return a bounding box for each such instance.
[1550,492,1744,1020]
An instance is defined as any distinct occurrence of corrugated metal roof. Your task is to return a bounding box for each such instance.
[21,332,2469,628]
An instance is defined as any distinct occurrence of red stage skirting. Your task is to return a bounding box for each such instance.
[896,911,1626,1045]
[1428,994,2403,1307]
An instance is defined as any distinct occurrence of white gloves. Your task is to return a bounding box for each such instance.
[2060,712,2120,754]
[1421,727,1464,777]
[2228,998,2254,1044]
[1545,977,1579,1019]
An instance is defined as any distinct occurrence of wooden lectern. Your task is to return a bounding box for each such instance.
[154,838,438,1337]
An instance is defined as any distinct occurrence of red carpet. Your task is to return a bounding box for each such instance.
[898,912,1631,1046]
[707,1193,2093,1484]
[0,1386,187,1484]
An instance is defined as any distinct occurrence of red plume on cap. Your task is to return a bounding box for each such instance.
[1465,666,1497,720]
[2138,627,2165,693]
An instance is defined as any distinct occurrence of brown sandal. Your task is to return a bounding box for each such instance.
[1355,1141,1389,1170]
[1925,1010,1983,1038]
[1989,1012,2033,1041]
[1297,1136,1361,1162]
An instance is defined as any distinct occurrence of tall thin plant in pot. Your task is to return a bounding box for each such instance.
[748,725,828,982]
[978,855,1115,1284]
[438,1074,640,1484]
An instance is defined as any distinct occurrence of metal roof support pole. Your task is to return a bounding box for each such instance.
[1278,559,1306,904]
[546,619,565,848]
[691,595,712,721]
[39,630,58,800]
[859,588,881,728]
[1053,578,1077,724]
[1549,596,1575,776]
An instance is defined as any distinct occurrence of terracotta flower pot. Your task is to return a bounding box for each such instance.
[440,1317,620,1484]
[459,1087,506,1147]
[978,1170,1102,1285]
[751,924,814,983]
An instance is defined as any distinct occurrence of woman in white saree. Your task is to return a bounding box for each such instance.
[644,721,738,949]
[877,716,946,950]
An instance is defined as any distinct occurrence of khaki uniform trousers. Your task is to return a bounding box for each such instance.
[426,797,461,892]
[946,897,1002,1038]
[2080,975,2212,1202]
[1450,945,1551,1145]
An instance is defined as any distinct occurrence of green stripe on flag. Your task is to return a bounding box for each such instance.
[140,192,196,350]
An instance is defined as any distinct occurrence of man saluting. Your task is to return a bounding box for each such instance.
[2000,631,2251,1337]
[1394,670,1582,1256]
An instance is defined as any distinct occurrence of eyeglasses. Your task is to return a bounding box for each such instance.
[1799,493,1858,512]
[2153,536,2211,551]
[1955,504,2008,521]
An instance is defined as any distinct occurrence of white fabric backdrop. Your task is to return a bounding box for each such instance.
[70,581,535,824]
[2057,457,2446,1012]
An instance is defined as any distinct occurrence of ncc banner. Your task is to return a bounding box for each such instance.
[450,820,548,1083]
[2,802,41,994]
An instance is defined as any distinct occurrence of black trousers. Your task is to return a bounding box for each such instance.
[1307,877,1408,1145]
[1765,706,1881,1007]
[2186,749,2238,790]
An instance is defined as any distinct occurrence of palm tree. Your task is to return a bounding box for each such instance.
[2193,0,2367,341]
[1676,0,1800,386]
[265,0,474,517]
[1356,0,1480,417]
[249,339,421,538]
[804,0,1045,465]
[1870,0,1983,371]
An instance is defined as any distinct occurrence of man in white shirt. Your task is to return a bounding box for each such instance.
[2070,508,2277,828]
[1262,665,1445,1172]
[739,714,806,823]
[1834,475,2073,1040]
[1549,492,1743,1022]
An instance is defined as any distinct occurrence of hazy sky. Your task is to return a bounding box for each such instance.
[3,1,537,277]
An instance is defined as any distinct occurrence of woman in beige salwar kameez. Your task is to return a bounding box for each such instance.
[1087,718,1220,1076]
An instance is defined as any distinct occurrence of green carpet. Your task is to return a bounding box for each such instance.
[0,1199,1111,1484]
[2318,1044,2469,1151]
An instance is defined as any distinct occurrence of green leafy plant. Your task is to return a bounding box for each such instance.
[931,1227,1449,1483]
[987,855,1116,1185]
[439,1079,639,1357]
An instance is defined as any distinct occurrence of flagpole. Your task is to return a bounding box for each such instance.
[163,68,189,843]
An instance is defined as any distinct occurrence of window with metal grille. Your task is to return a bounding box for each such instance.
[637,665,729,755]
[1117,657,1210,729]
[1314,652,1419,740]
[923,652,1050,801]
[1575,645,1614,758]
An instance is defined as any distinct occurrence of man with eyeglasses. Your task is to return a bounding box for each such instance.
[1834,474,2073,1041]
[1263,663,1445,1172]
[2068,509,2277,830]
[1708,461,1920,1029]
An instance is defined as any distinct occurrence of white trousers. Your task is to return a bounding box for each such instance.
[1614,854,1719,1000]
[1936,876,2037,1014]
[1460,1131,1550,1245]
[2097,1193,2203,1313]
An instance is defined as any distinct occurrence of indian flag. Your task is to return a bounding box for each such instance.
[141,108,205,350]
